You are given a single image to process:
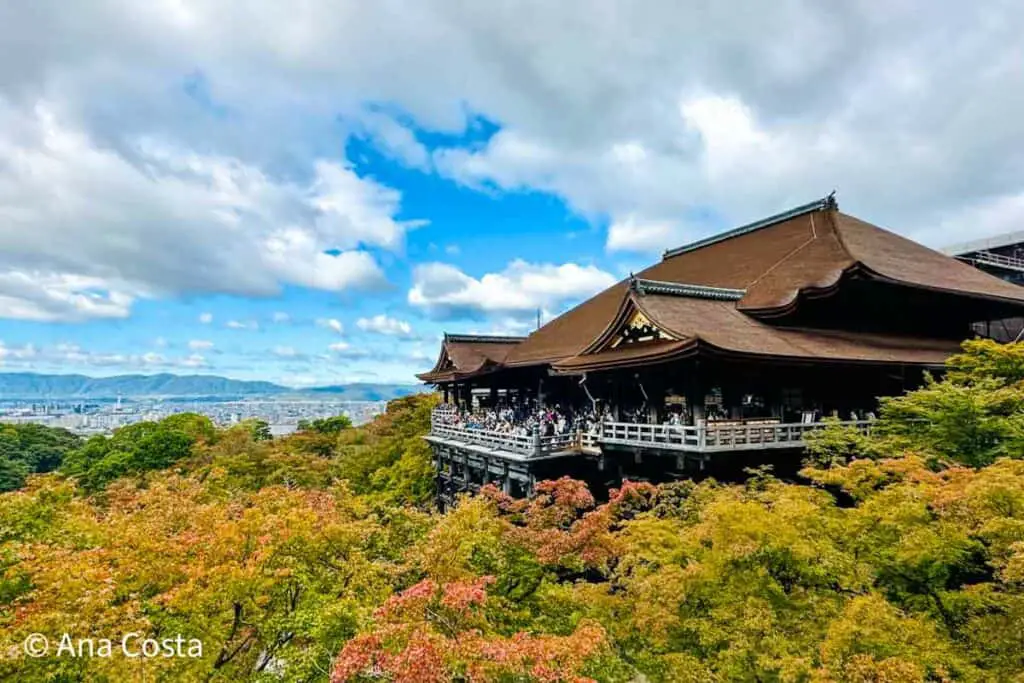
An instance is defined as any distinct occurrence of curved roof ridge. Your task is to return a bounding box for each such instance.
[662,193,837,260]
[444,333,527,343]
[629,276,746,300]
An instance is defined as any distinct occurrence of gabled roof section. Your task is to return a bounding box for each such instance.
[500,194,1024,369]
[834,213,1024,304]
[663,194,837,259]
[553,291,960,374]
[505,196,840,367]
[578,287,681,357]
[416,333,525,383]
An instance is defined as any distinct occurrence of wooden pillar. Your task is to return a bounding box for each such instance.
[442,385,450,404]
[767,381,782,420]
[489,386,498,408]
[687,361,706,425]
[502,462,511,494]
[610,372,621,420]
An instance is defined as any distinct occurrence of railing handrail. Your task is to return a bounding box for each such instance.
[430,416,876,455]
[430,423,578,457]
[966,251,1024,273]
[597,418,874,451]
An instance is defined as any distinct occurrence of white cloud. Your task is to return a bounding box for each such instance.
[357,111,430,169]
[356,314,413,337]
[0,103,407,321]
[198,312,214,324]
[327,341,370,359]
[606,215,686,253]
[181,354,206,368]
[153,337,168,348]
[927,191,1024,249]
[469,317,537,336]
[316,318,344,334]
[37,343,193,369]
[226,320,259,331]
[0,342,37,363]
[404,347,434,363]
[0,271,133,323]
[188,339,214,351]
[273,345,298,358]
[408,259,616,317]
[1,0,1023,308]
[271,311,291,323]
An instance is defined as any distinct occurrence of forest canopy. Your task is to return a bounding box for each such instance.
[2,340,1024,681]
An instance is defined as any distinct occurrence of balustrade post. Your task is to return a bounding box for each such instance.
[532,432,542,458]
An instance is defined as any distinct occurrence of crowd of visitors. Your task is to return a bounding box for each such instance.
[434,401,877,436]
[433,403,608,438]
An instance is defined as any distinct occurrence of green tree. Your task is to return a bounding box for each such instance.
[62,419,202,491]
[0,423,81,491]
[159,412,217,442]
[0,458,28,493]
[241,418,273,442]
[877,375,1024,466]
[297,414,352,434]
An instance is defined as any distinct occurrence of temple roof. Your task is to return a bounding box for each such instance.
[416,333,525,383]
[500,196,1024,368]
[551,289,960,373]
[418,196,1024,381]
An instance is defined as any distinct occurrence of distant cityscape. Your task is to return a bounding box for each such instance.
[0,397,388,436]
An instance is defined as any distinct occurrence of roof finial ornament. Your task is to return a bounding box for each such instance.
[628,273,645,295]
[825,190,838,210]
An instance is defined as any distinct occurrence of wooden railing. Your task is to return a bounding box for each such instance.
[539,432,578,453]
[429,424,539,456]
[599,419,874,452]
[580,431,601,452]
[430,409,874,455]
[964,250,1024,274]
[431,408,582,457]
[599,421,702,448]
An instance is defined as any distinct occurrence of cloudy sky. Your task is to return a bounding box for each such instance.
[0,1,1022,386]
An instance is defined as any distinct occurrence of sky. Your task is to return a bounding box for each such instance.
[0,1,1023,386]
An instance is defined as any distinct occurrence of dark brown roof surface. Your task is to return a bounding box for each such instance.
[504,202,1024,367]
[416,335,524,383]
[835,213,1024,303]
[553,291,959,372]
[504,208,821,366]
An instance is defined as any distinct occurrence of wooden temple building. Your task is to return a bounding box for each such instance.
[418,195,1024,507]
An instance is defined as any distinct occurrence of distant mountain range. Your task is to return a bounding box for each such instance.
[0,372,423,401]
